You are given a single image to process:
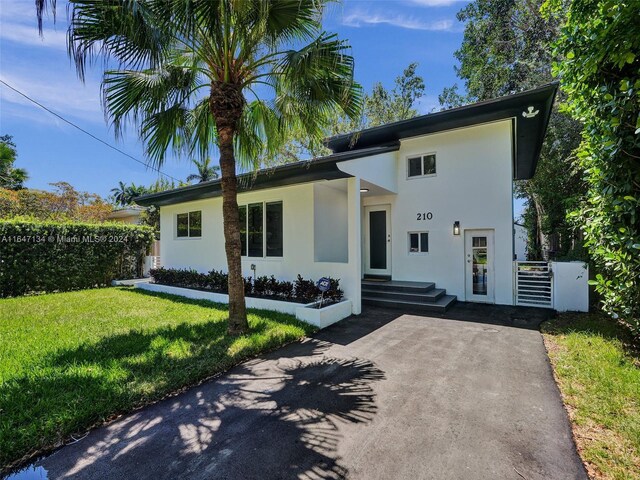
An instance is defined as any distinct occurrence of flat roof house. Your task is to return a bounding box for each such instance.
[136,83,557,316]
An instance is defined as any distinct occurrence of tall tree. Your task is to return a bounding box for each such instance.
[544,0,640,333]
[448,0,585,260]
[110,181,130,206]
[39,1,361,334]
[364,62,426,127]
[0,135,28,190]
[186,158,220,183]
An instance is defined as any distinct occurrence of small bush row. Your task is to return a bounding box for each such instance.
[149,267,343,304]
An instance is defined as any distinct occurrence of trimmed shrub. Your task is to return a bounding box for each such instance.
[0,219,154,297]
[150,267,343,304]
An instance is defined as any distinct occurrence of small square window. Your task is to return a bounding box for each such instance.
[408,156,422,177]
[423,154,436,175]
[176,211,202,238]
[407,154,436,178]
[408,232,429,254]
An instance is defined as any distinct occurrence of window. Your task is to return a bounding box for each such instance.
[407,153,436,178]
[266,201,283,257]
[176,211,202,238]
[238,201,283,257]
[408,232,429,254]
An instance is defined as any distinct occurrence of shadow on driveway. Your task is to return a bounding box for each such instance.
[25,353,384,480]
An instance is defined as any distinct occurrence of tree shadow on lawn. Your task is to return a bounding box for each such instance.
[16,356,385,480]
[0,295,320,474]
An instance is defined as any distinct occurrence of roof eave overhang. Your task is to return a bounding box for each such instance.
[326,83,558,180]
[134,143,400,207]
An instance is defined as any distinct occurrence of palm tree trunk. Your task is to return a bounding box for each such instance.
[211,81,248,334]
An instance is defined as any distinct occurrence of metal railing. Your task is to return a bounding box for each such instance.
[514,261,553,307]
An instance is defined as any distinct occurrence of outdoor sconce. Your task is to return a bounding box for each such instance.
[360,188,369,193]
[453,221,461,236]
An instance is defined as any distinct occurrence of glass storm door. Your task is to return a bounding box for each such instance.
[365,205,391,276]
[465,230,495,303]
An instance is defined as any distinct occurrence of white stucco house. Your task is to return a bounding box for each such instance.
[136,83,559,316]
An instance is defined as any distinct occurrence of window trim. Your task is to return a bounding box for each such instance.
[408,231,429,255]
[238,200,284,259]
[175,210,202,239]
[406,152,437,179]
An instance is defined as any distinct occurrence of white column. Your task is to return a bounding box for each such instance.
[347,176,362,314]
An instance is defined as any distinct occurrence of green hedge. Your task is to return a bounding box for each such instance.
[0,220,154,297]
[150,267,344,304]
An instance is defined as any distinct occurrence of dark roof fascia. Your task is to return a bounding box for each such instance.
[326,83,559,180]
[134,142,400,207]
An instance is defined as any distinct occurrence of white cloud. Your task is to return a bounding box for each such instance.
[0,22,67,50]
[0,70,103,125]
[342,11,454,31]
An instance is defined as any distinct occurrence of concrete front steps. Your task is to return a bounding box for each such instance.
[362,279,457,312]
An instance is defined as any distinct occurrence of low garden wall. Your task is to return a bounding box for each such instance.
[141,267,352,328]
[0,219,154,297]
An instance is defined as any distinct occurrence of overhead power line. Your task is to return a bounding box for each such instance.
[0,79,180,182]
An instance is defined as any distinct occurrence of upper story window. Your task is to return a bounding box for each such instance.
[176,211,202,238]
[407,153,436,178]
[238,201,283,257]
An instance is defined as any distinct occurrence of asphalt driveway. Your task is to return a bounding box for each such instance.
[15,306,586,479]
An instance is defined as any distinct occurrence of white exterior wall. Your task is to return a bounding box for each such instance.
[158,120,517,308]
[353,120,515,304]
[551,261,589,312]
[159,180,361,313]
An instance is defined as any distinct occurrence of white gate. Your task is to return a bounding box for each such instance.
[514,261,553,307]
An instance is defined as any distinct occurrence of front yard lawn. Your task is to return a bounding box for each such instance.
[0,287,315,473]
[542,313,640,479]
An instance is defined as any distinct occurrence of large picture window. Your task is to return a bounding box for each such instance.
[407,153,436,178]
[238,201,283,257]
[176,211,202,238]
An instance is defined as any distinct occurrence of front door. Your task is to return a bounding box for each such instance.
[364,205,391,276]
[465,230,495,303]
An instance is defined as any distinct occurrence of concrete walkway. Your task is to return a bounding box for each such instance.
[17,306,586,480]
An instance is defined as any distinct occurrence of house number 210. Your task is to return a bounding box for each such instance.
[417,212,433,220]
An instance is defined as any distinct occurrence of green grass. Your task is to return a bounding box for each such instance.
[0,287,315,472]
[542,313,640,480]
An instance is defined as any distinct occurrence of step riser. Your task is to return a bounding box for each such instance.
[361,283,435,294]
[362,298,456,313]
[361,289,445,303]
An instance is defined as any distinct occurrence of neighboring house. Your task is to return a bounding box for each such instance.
[514,222,528,261]
[136,83,557,315]
[107,206,146,224]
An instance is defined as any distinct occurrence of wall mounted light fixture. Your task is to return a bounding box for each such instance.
[360,188,369,193]
[453,221,461,236]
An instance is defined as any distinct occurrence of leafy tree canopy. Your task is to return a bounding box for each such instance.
[0,135,29,191]
[544,0,640,333]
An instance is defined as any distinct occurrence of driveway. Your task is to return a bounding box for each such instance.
[16,306,586,480]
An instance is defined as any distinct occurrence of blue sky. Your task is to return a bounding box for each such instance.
[0,0,470,199]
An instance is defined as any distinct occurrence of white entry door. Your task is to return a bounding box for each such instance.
[364,205,391,276]
[465,230,495,303]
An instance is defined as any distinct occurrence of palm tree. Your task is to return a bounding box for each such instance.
[186,158,220,183]
[39,1,361,334]
[110,181,129,206]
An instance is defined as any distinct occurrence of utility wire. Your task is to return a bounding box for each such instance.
[0,79,180,182]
